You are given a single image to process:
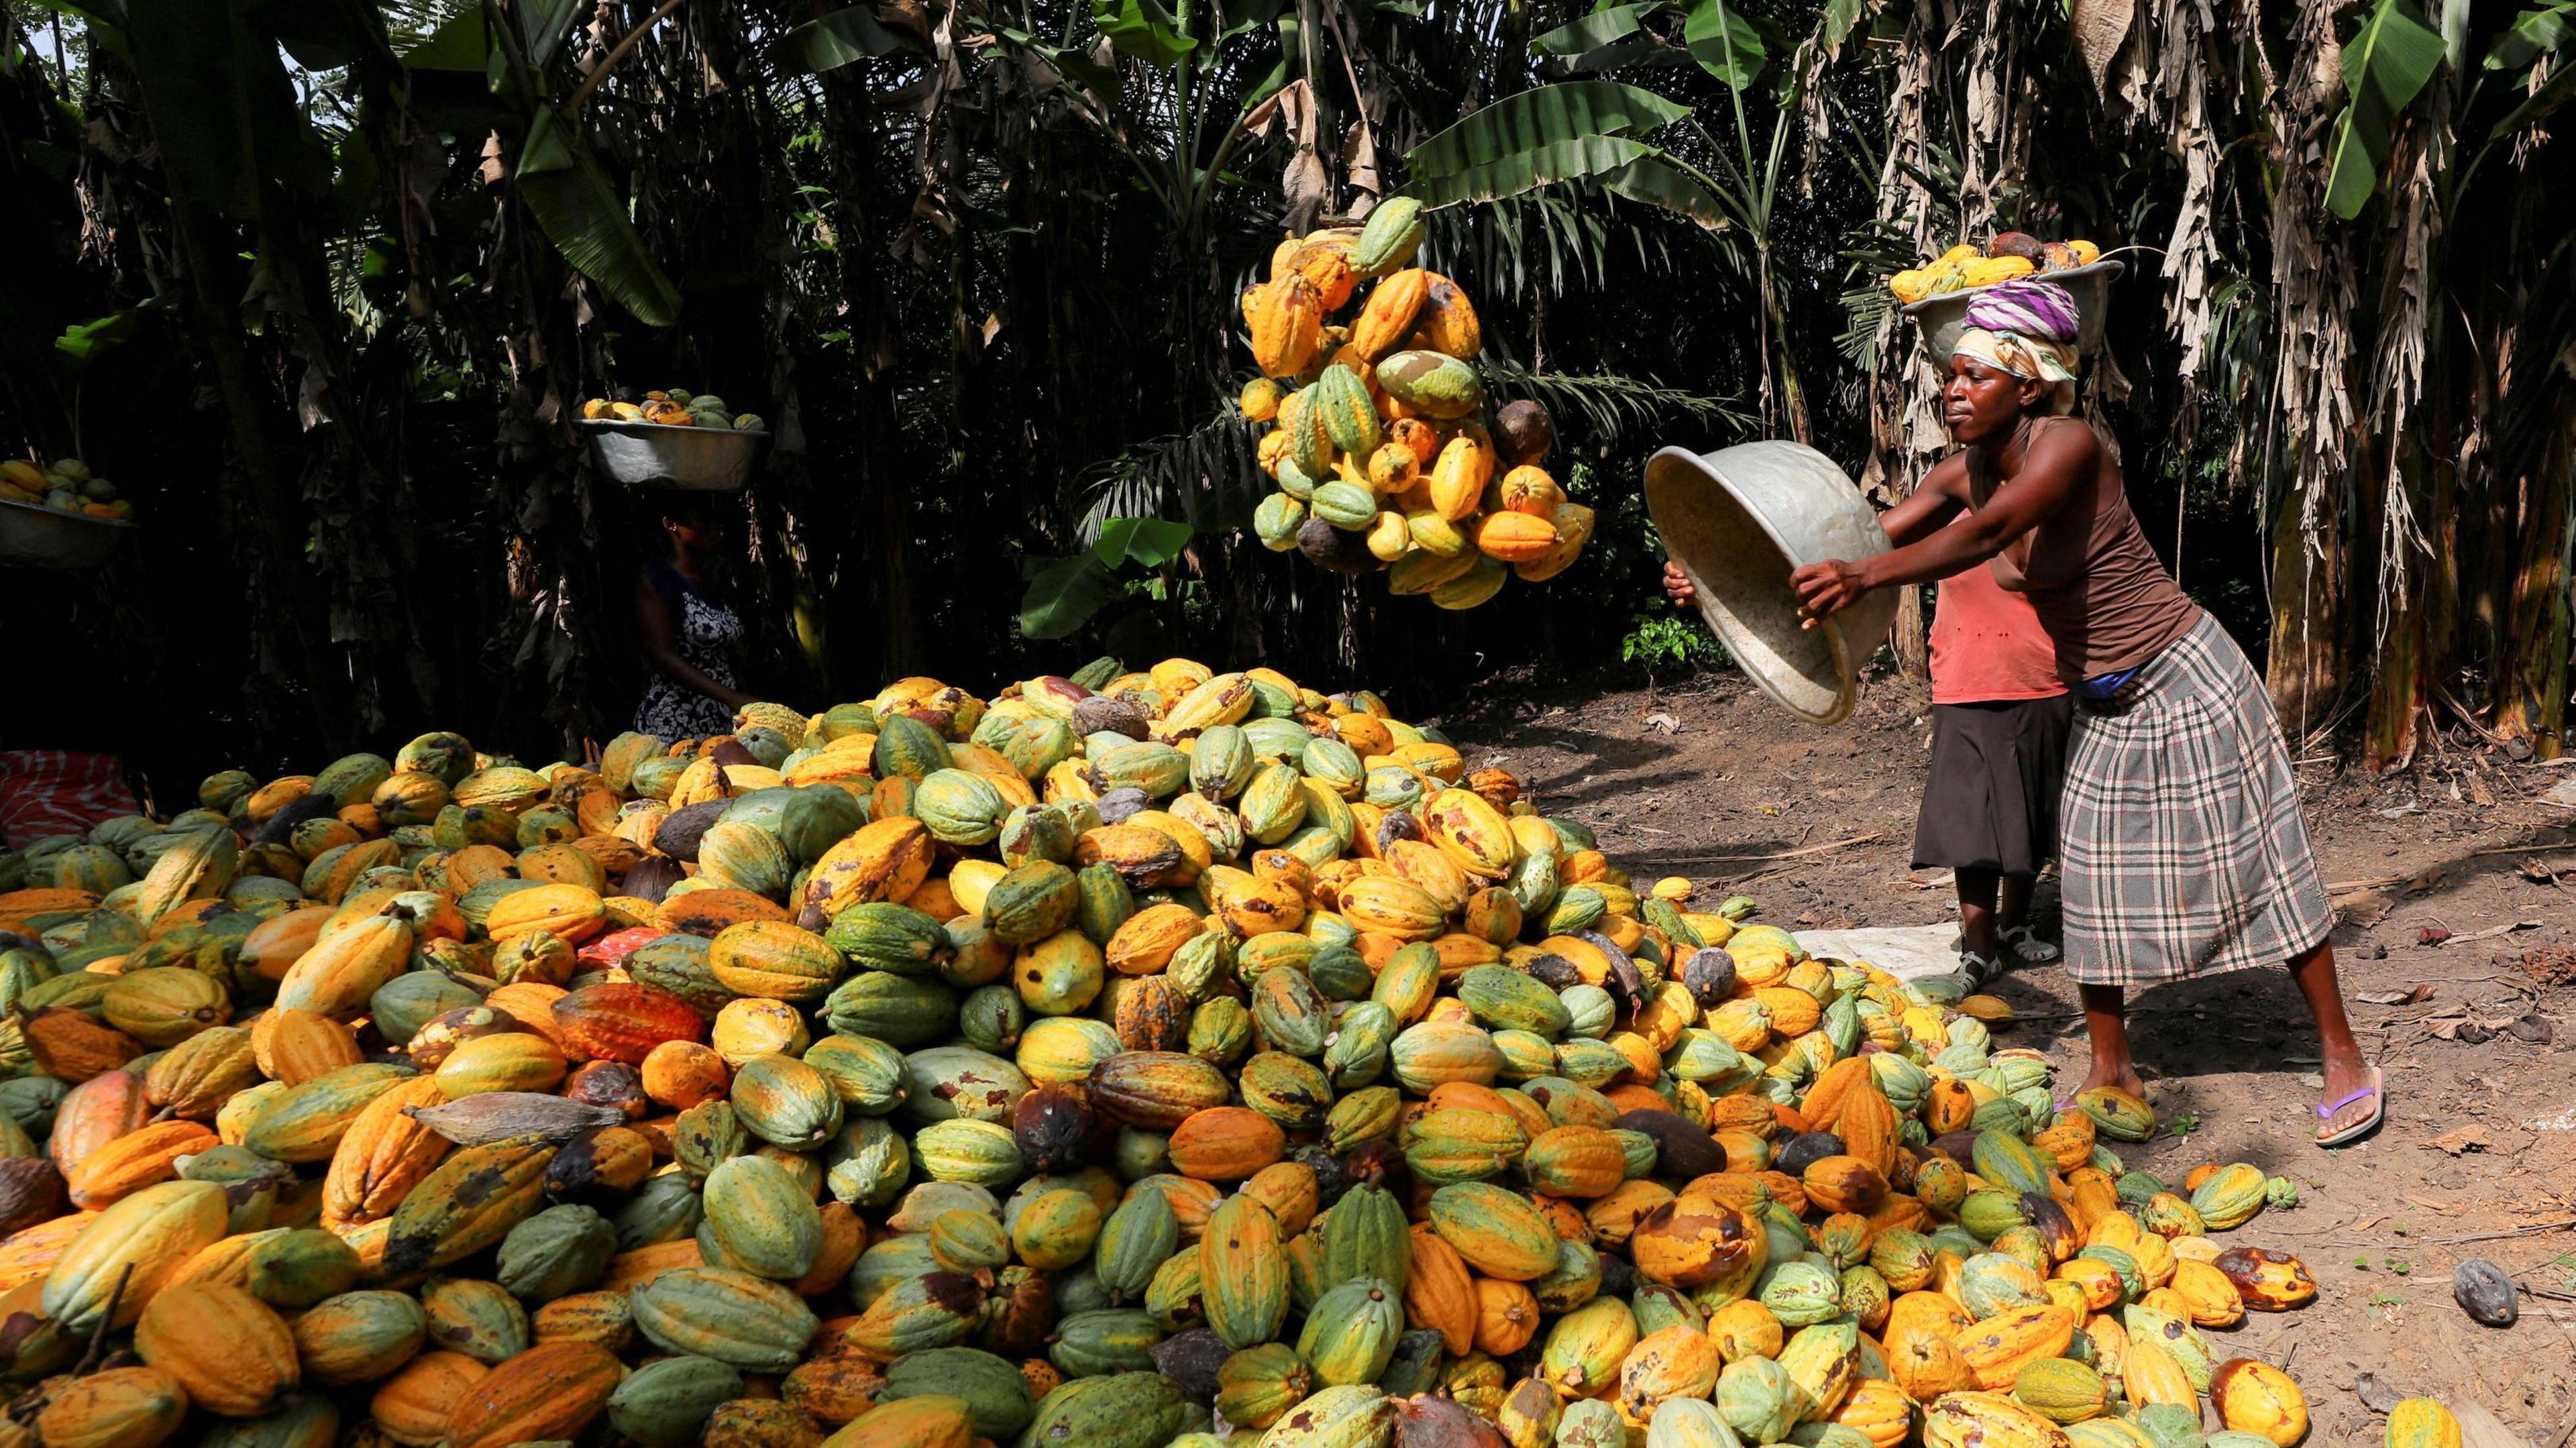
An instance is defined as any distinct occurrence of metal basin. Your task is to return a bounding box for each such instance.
[1645,441,1899,727]
[1900,258,2126,359]
[580,419,769,492]
[0,498,136,569]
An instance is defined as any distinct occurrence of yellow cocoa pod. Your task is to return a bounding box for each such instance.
[1428,436,1493,522]
[1497,465,1562,516]
[1240,377,1284,423]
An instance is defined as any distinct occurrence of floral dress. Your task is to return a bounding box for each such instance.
[635,560,744,740]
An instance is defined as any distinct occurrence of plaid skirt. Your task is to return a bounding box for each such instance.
[2060,614,2334,986]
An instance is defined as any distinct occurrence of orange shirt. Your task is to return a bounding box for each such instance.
[1930,525,2067,704]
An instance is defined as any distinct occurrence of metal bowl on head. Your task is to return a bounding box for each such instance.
[1900,258,2126,359]
[0,497,136,569]
[1645,441,1898,728]
[580,419,769,492]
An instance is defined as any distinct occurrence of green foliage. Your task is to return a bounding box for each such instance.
[1019,518,1199,641]
[1402,82,1703,218]
[516,111,682,327]
[1620,612,1725,673]
[773,7,920,76]
[2324,0,2448,219]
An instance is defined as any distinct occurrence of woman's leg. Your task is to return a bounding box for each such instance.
[2077,983,2145,1096]
[2289,941,2376,1139]
[1996,873,2031,934]
[1957,867,2002,962]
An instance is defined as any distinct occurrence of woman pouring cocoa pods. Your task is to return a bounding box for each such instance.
[1784,280,2380,1147]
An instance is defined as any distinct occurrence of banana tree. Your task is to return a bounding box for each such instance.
[402,0,683,326]
[1403,0,1821,440]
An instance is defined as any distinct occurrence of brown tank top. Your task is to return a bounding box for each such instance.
[1966,416,2201,681]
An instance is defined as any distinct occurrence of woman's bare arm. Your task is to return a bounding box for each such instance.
[1792,424,2095,619]
[1875,452,1973,547]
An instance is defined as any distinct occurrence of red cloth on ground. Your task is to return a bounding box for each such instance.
[0,752,140,846]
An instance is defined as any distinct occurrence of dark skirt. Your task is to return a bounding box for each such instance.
[1912,695,2074,877]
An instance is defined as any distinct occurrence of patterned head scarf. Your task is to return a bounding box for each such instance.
[1953,279,2081,415]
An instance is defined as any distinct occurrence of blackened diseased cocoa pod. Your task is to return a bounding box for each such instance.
[251,792,339,846]
[1611,1109,1726,1182]
[978,1266,1055,1355]
[1377,810,1425,855]
[561,1060,650,1119]
[1774,1131,1845,1179]
[619,854,685,902]
[1523,953,1580,991]
[651,798,730,860]
[1012,1082,1093,1172]
[1679,946,1737,1008]
[1395,1391,1509,1448]
[2453,1258,2518,1327]
[1071,695,1150,740]
[1094,787,1150,824]
[0,1159,66,1239]
[1341,1139,1405,1192]
[1575,930,1645,1021]
[1293,1144,1350,1207]
[1148,1327,1231,1400]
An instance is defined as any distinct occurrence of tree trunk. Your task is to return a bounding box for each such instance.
[169,197,347,754]
[2264,467,2347,746]
[2495,407,2575,757]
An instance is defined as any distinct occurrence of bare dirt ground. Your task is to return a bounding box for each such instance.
[1433,664,2576,1445]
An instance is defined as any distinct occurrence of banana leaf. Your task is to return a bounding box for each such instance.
[1405,82,1696,209]
[1531,2,1682,70]
[1684,0,1766,89]
[1093,0,1195,68]
[1018,555,1126,639]
[515,109,682,327]
[1603,154,1724,227]
[2324,0,2447,219]
[773,5,920,76]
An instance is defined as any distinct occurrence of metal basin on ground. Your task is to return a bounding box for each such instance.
[1644,440,1898,727]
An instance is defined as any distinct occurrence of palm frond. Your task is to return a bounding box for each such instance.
[1075,410,1265,543]
[1482,359,1754,444]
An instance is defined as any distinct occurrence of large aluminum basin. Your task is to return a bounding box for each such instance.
[0,498,136,569]
[580,419,768,492]
[1645,440,1899,727]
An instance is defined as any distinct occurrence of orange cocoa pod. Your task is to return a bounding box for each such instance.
[65,1119,217,1211]
[323,1076,454,1231]
[640,1039,732,1109]
[255,1008,366,1084]
[445,1341,623,1448]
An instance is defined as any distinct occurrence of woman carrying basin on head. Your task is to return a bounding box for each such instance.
[634,494,757,740]
[1776,279,2375,1146]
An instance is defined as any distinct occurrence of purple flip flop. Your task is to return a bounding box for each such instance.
[2314,1064,2385,1148]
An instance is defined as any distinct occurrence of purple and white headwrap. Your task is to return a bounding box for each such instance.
[1961,279,2080,344]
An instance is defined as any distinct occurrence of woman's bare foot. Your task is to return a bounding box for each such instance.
[2314,1056,2379,1144]
[2288,942,2379,1144]
[2076,1060,2146,1097]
